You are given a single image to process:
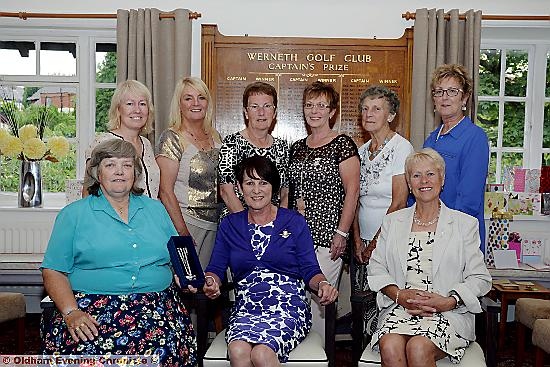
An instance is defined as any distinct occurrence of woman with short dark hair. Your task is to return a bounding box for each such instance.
[203,155,338,366]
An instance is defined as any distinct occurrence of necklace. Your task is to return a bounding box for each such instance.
[413,205,441,227]
[369,131,393,159]
[187,129,213,151]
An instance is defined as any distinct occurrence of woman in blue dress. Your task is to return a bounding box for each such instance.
[203,155,338,366]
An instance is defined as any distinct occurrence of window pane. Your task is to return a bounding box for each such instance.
[96,43,117,83]
[42,143,77,192]
[487,152,497,184]
[0,41,36,75]
[40,42,76,76]
[542,153,550,167]
[96,88,115,133]
[480,49,501,96]
[477,101,499,148]
[503,102,525,147]
[544,102,550,149]
[546,51,550,96]
[504,50,528,97]
[501,152,523,181]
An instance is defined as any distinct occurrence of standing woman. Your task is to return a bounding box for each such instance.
[156,77,222,267]
[352,85,413,334]
[84,80,160,199]
[288,81,360,337]
[423,64,489,252]
[218,82,289,219]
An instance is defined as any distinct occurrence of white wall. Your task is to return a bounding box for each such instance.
[3,0,549,75]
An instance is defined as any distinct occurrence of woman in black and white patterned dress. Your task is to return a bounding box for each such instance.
[367,148,491,366]
[287,81,360,338]
[218,82,289,219]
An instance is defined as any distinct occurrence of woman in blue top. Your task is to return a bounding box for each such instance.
[423,64,489,252]
[41,139,196,366]
[202,155,338,366]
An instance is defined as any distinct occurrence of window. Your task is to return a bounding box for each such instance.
[0,19,116,193]
[478,26,550,184]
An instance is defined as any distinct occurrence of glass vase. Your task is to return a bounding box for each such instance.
[18,160,43,208]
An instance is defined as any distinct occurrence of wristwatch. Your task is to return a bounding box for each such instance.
[449,291,463,308]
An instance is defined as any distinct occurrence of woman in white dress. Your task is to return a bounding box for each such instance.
[352,85,413,335]
[367,148,491,366]
[84,80,160,199]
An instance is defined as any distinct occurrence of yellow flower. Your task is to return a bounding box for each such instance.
[19,124,38,143]
[2,135,23,158]
[47,136,70,159]
[23,137,47,160]
[0,128,10,150]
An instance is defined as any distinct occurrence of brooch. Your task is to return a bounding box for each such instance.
[280,230,291,238]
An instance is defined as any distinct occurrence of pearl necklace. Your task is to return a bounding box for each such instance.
[413,205,440,227]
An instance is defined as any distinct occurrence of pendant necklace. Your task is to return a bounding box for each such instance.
[369,132,393,160]
[187,129,212,152]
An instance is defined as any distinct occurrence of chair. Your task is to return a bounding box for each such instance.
[532,318,550,367]
[353,292,499,367]
[0,292,26,353]
[201,301,337,367]
[515,298,550,367]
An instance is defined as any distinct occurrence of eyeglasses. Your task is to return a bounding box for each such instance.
[304,102,330,110]
[432,88,463,98]
[246,104,276,111]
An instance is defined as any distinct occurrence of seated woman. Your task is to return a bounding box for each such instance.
[367,148,491,367]
[41,139,196,366]
[202,155,338,366]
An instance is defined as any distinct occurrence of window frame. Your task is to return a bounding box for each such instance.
[0,18,116,183]
[480,25,550,183]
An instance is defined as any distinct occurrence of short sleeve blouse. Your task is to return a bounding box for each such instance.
[288,134,358,248]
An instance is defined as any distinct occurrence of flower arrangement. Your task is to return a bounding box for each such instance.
[0,100,70,162]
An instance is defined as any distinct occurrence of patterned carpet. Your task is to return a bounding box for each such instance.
[0,315,538,366]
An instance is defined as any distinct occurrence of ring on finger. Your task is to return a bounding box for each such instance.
[75,327,81,332]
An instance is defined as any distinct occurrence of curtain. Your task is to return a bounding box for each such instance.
[116,8,192,144]
[409,8,482,149]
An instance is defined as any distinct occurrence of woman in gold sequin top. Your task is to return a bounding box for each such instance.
[156,77,222,267]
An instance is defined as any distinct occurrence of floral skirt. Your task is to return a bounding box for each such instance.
[41,285,197,367]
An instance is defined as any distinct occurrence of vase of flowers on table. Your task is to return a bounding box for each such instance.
[0,100,69,207]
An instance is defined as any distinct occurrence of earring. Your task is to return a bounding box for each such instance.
[433,108,437,113]
[462,104,467,111]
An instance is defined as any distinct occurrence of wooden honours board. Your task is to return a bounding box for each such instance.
[201,24,413,146]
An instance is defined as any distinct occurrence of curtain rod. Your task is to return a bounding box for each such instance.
[402,11,550,21]
[0,11,201,21]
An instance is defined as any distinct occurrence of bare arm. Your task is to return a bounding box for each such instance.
[156,155,191,236]
[356,173,409,263]
[219,183,245,213]
[331,156,360,260]
[42,269,99,341]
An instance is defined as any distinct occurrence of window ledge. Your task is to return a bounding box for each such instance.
[0,192,65,210]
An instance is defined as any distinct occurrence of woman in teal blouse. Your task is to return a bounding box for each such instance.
[41,139,196,366]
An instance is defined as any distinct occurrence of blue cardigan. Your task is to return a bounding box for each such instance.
[205,208,322,286]
[424,116,489,252]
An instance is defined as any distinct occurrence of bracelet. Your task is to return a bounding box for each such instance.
[63,308,79,318]
[335,228,348,238]
[395,289,400,305]
[318,280,330,290]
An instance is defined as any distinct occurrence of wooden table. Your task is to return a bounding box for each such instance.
[490,281,550,351]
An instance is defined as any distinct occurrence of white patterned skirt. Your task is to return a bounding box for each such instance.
[226,268,311,362]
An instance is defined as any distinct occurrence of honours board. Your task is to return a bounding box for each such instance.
[201,24,413,146]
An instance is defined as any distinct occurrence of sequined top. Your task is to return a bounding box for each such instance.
[288,135,358,248]
[156,129,221,228]
[86,132,160,199]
